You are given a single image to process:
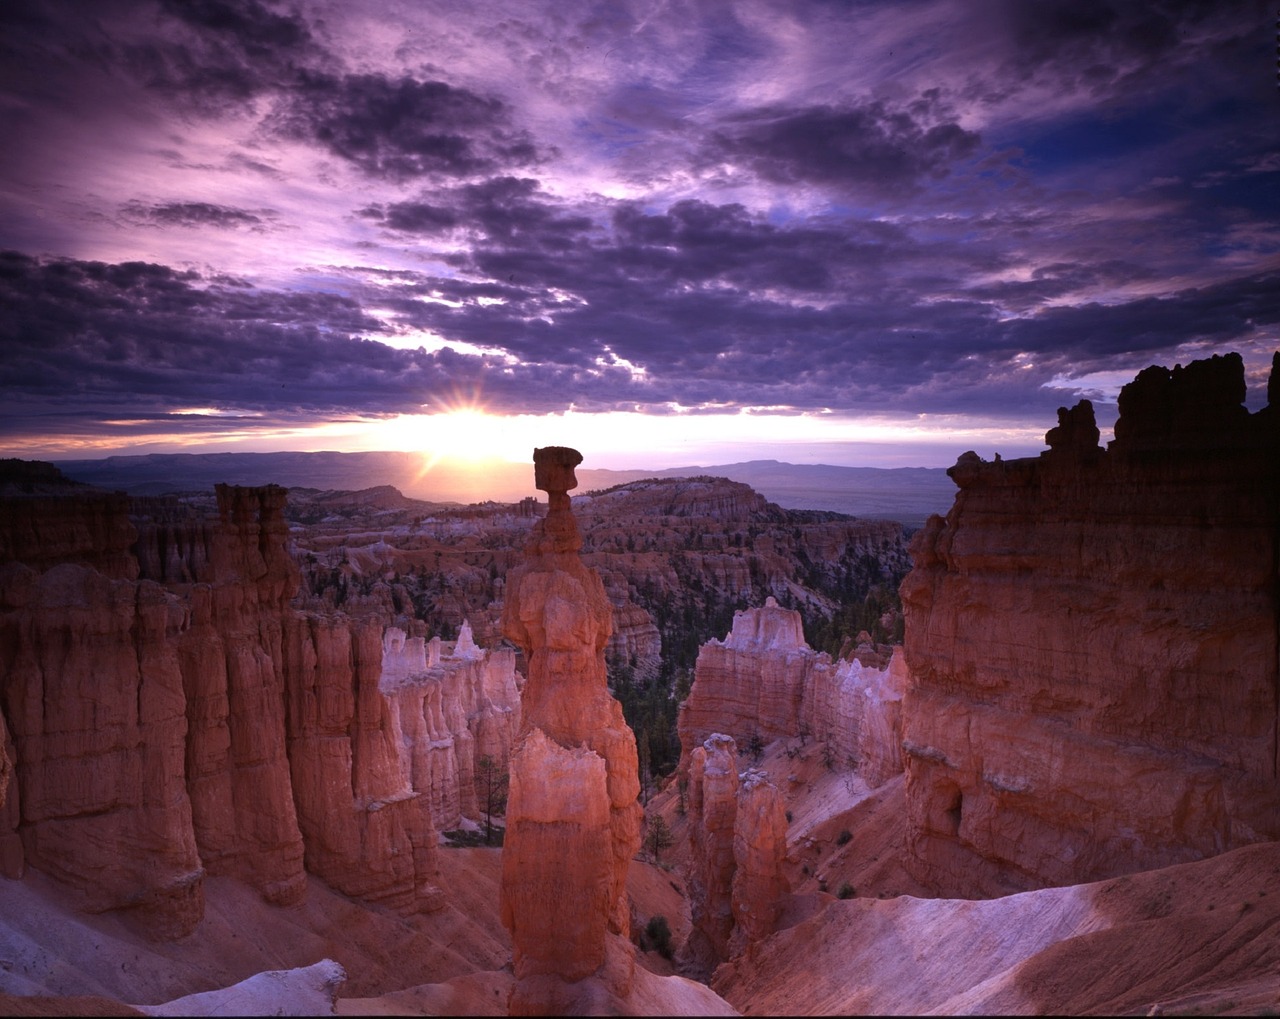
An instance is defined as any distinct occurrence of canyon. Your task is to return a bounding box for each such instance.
[0,349,1277,1015]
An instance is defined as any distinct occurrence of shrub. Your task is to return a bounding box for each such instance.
[837,882,856,899]
[645,915,673,959]
[836,828,852,846]
[644,813,676,865]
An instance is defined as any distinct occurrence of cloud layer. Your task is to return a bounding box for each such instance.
[0,0,1275,460]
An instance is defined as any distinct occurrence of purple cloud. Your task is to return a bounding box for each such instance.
[0,0,1273,461]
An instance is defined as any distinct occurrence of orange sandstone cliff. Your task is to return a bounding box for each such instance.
[900,351,1280,896]
[0,480,526,937]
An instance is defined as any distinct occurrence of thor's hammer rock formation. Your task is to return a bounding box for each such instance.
[499,447,644,1015]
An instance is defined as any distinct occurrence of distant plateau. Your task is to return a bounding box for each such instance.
[53,450,958,527]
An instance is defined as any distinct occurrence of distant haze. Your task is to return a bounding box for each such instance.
[56,451,959,528]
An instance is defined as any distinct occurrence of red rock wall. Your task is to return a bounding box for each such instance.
[680,733,789,973]
[728,768,789,957]
[378,625,522,831]
[0,492,139,580]
[176,486,306,906]
[900,353,1280,896]
[0,483,463,936]
[282,614,443,913]
[0,561,202,937]
[677,601,812,756]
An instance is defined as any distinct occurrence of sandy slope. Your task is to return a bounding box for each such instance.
[0,840,729,1016]
[716,841,1280,1015]
[0,847,509,1008]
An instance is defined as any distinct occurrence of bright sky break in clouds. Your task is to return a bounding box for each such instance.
[0,0,1276,469]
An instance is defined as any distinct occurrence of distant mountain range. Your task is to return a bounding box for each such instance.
[54,450,960,527]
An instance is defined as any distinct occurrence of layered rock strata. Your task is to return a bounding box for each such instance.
[499,446,643,1015]
[681,733,789,973]
[0,481,527,935]
[281,614,442,914]
[0,557,204,936]
[729,767,789,958]
[679,598,906,787]
[176,485,306,907]
[900,352,1280,896]
[683,734,740,971]
[378,623,520,830]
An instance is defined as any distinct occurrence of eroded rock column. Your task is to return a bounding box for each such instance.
[683,733,741,972]
[499,447,643,1015]
[681,732,790,974]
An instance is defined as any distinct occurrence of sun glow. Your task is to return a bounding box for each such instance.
[13,401,1049,471]
[342,405,1049,471]
[371,408,534,465]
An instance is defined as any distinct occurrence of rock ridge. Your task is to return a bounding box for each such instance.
[679,598,907,789]
[900,351,1280,895]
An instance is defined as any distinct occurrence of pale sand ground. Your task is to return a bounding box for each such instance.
[0,847,510,1009]
[0,840,721,1015]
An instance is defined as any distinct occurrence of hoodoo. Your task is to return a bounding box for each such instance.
[680,733,789,975]
[499,447,644,1015]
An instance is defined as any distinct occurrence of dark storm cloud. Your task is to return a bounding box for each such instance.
[1005,271,1280,364]
[360,202,459,235]
[0,251,405,417]
[990,0,1244,98]
[2,0,544,185]
[338,172,1279,420]
[121,201,275,230]
[367,177,595,247]
[115,0,322,109]
[157,0,315,60]
[271,72,545,181]
[0,251,660,441]
[710,95,980,195]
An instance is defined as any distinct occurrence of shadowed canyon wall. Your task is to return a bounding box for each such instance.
[900,352,1280,896]
[0,482,520,936]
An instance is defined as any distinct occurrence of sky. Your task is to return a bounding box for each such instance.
[0,0,1276,471]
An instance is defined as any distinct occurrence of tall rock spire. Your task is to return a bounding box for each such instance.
[499,447,643,1015]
